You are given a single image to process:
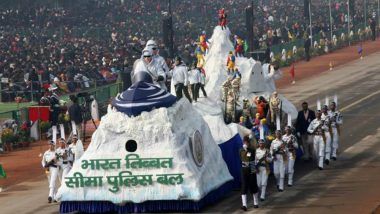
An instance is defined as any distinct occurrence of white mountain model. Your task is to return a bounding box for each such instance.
[56,98,233,204]
[200,26,297,119]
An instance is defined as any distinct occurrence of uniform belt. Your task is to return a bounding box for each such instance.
[50,165,57,168]
[63,161,68,164]
[242,162,249,167]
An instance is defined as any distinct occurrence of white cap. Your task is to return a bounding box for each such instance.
[53,77,60,82]
[142,47,153,57]
[146,40,157,49]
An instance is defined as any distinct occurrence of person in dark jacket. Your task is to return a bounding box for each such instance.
[239,136,259,211]
[295,101,315,161]
[304,35,311,61]
[369,18,377,41]
[68,95,83,140]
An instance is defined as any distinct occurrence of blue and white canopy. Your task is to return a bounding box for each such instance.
[112,81,176,117]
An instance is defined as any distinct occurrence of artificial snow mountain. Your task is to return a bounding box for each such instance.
[199,26,297,120]
[57,82,233,213]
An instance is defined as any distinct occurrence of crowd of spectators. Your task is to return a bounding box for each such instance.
[0,0,378,102]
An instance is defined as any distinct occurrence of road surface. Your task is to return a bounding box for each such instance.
[1,52,380,214]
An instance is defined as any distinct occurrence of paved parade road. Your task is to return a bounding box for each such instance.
[1,52,380,214]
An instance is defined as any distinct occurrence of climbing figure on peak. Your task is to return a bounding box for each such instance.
[218,8,227,30]
[226,51,236,74]
[234,35,244,57]
[199,31,209,55]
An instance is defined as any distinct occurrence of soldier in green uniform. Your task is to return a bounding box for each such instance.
[240,136,259,211]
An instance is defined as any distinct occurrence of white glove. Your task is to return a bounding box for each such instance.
[296,132,301,138]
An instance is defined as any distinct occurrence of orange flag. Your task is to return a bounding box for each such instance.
[290,63,295,80]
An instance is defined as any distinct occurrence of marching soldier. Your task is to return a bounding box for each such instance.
[49,86,61,144]
[328,102,343,160]
[240,136,259,211]
[56,138,74,181]
[68,134,84,163]
[321,105,332,164]
[41,140,59,203]
[307,111,328,170]
[270,130,287,192]
[282,126,298,186]
[255,139,271,201]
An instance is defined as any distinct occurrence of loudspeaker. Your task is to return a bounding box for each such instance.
[245,6,254,53]
[162,16,174,58]
[304,0,309,18]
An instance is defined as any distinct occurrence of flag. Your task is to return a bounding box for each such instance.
[0,164,6,179]
[243,40,249,53]
[290,63,295,84]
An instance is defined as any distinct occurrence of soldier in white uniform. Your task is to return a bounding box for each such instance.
[321,105,332,165]
[255,139,271,201]
[328,102,342,160]
[169,56,192,102]
[146,40,170,74]
[133,47,167,90]
[41,140,59,203]
[270,131,287,192]
[56,138,73,181]
[282,126,298,186]
[188,63,201,102]
[68,134,84,163]
[307,111,328,170]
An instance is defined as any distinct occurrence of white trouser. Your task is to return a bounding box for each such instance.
[287,155,296,185]
[47,166,59,199]
[331,128,339,158]
[273,154,285,190]
[324,132,332,160]
[52,125,57,144]
[61,164,72,181]
[71,121,82,140]
[256,166,268,199]
[241,194,259,207]
[313,135,325,168]
[59,124,65,139]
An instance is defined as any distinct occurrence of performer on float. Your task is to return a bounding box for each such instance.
[269,91,282,124]
[231,68,242,80]
[195,44,205,68]
[199,31,208,55]
[226,51,236,73]
[234,35,244,57]
[262,62,282,93]
[218,8,227,30]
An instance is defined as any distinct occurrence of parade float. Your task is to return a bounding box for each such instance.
[57,81,234,213]
[57,21,298,213]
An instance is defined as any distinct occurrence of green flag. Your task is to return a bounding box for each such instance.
[0,164,6,178]
[244,40,249,53]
